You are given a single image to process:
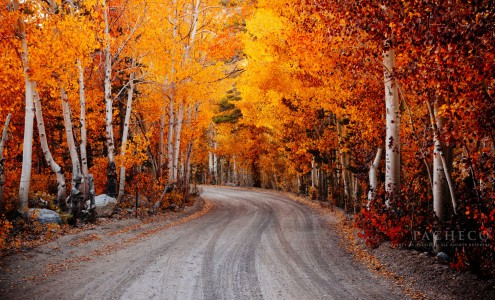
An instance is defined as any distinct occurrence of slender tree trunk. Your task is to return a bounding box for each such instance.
[233,155,237,185]
[61,86,86,218]
[158,77,170,179]
[33,89,67,209]
[184,140,194,202]
[183,0,201,61]
[172,102,184,182]
[383,38,401,207]
[166,2,178,184]
[213,142,218,183]
[0,114,12,203]
[17,16,35,212]
[311,159,317,188]
[11,0,43,214]
[429,98,453,251]
[367,147,383,208]
[78,61,95,218]
[61,87,81,177]
[159,113,165,178]
[170,0,198,187]
[337,121,351,203]
[103,0,117,196]
[208,151,214,183]
[427,100,457,215]
[78,61,89,177]
[432,102,447,252]
[167,92,175,182]
[117,57,136,202]
[183,103,199,198]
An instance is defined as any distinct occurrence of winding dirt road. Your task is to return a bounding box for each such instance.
[1,186,405,299]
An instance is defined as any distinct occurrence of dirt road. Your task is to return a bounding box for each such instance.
[1,186,405,299]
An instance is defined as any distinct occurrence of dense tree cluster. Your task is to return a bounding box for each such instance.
[210,0,494,275]
[1,0,493,275]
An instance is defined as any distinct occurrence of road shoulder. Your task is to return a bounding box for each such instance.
[283,191,495,300]
[0,196,211,295]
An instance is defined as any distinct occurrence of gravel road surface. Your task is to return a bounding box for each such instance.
[1,186,405,299]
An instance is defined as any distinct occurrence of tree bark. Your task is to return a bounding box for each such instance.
[61,88,81,177]
[427,100,457,216]
[383,38,401,207]
[0,114,12,203]
[367,147,383,208]
[18,16,35,212]
[337,120,352,206]
[172,102,184,183]
[103,0,117,196]
[34,89,67,209]
[233,155,238,185]
[213,142,218,183]
[159,113,165,178]
[17,84,33,211]
[208,151,214,183]
[78,61,89,177]
[117,57,136,202]
[167,90,175,182]
[311,158,317,188]
[184,140,194,202]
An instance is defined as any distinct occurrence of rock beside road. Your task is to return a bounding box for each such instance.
[24,208,62,225]
[91,194,117,217]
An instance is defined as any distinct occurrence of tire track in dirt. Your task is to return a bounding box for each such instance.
[1,186,406,300]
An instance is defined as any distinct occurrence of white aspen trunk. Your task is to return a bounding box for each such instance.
[208,151,214,182]
[166,1,178,184]
[432,100,447,252]
[117,58,136,202]
[184,0,201,61]
[33,89,67,208]
[183,103,198,194]
[345,154,353,199]
[159,77,170,179]
[172,102,184,182]
[353,175,359,214]
[297,174,301,193]
[0,114,12,203]
[427,100,457,214]
[61,86,86,217]
[170,0,198,186]
[184,140,193,201]
[167,93,175,182]
[220,157,224,184]
[367,147,383,207]
[0,114,10,160]
[383,39,401,207]
[432,100,447,216]
[78,61,89,177]
[103,1,114,162]
[77,61,93,215]
[439,149,457,212]
[427,100,457,219]
[61,88,81,178]
[233,155,237,185]
[337,121,351,201]
[311,159,316,188]
[18,41,35,212]
[103,0,117,196]
[159,113,165,177]
[213,142,218,182]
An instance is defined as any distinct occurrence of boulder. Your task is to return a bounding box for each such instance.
[436,252,450,264]
[25,208,62,225]
[91,194,117,217]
